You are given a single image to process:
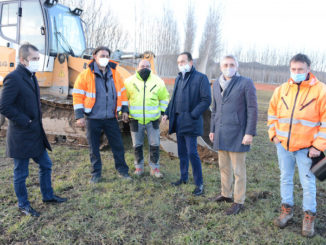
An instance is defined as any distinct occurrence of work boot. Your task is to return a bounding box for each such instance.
[273,204,293,228]
[150,168,163,178]
[302,211,316,237]
[134,168,144,176]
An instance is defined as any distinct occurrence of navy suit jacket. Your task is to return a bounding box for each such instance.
[165,66,211,136]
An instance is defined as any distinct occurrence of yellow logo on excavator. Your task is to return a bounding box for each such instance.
[59,71,65,78]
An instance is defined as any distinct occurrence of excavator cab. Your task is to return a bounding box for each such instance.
[0,0,87,97]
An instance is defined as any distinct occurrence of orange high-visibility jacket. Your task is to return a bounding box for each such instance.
[72,60,128,119]
[268,73,326,152]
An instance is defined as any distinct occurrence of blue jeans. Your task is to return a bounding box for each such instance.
[13,150,54,208]
[176,134,203,186]
[276,143,316,213]
[86,118,129,177]
[130,119,160,169]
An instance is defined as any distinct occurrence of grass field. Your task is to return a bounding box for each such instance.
[0,90,325,244]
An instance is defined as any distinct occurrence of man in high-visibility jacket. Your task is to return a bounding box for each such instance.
[268,53,326,237]
[124,60,169,178]
[72,46,131,183]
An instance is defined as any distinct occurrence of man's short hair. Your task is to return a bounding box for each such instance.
[93,46,111,56]
[220,55,239,67]
[19,43,38,60]
[178,52,193,61]
[290,53,311,67]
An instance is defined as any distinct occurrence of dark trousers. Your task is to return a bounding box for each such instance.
[176,134,203,186]
[86,118,129,177]
[13,150,54,208]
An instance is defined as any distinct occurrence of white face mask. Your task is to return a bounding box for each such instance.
[178,63,191,74]
[26,60,40,73]
[98,58,109,67]
[222,67,237,78]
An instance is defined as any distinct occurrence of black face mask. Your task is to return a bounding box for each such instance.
[138,68,151,81]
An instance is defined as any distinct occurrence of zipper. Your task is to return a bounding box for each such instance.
[143,82,146,124]
[300,98,316,111]
[287,84,300,151]
[150,84,157,92]
[281,97,289,110]
[105,75,108,118]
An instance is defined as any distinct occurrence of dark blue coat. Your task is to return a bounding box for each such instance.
[0,64,51,158]
[210,75,258,152]
[165,66,211,136]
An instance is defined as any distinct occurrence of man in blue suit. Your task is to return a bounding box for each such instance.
[163,52,211,196]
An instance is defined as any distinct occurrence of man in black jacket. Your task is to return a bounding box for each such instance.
[0,43,67,217]
[163,52,211,196]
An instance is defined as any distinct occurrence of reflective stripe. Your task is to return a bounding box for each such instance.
[117,91,121,96]
[159,100,169,105]
[117,106,121,111]
[160,104,168,110]
[130,112,161,118]
[278,118,320,128]
[316,132,326,139]
[120,87,126,92]
[73,104,84,110]
[269,124,275,129]
[85,92,96,98]
[294,119,320,127]
[276,128,288,138]
[121,101,129,106]
[268,115,277,120]
[84,108,92,113]
[130,106,159,111]
[278,118,290,124]
[72,88,85,95]
[321,122,326,128]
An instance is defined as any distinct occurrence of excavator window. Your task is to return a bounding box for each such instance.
[47,4,86,57]
[20,1,45,53]
[0,2,18,41]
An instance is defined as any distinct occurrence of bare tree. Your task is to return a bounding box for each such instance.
[183,0,196,54]
[196,2,221,79]
[134,4,180,76]
[61,0,128,51]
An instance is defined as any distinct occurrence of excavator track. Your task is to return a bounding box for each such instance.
[40,95,89,146]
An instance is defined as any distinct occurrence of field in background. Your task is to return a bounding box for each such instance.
[0,90,325,244]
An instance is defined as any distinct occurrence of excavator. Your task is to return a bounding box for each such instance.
[0,0,155,145]
[0,0,215,161]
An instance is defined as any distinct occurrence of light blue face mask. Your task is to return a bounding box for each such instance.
[291,72,307,83]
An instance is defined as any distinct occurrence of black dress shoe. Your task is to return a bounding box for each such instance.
[19,206,40,217]
[43,195,68,203]
[209,194,233,203]
[225,203,244,215]
[193,184,204,196]
[171,179,187,186]
[118,172,132,180]
[90,176,101,184]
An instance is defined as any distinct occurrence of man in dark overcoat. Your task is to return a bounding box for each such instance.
[163,52,211,196]
[0,43,67,217]
[209,55,257,215]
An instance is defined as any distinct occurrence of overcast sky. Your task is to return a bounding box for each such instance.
[104,0,326,58]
